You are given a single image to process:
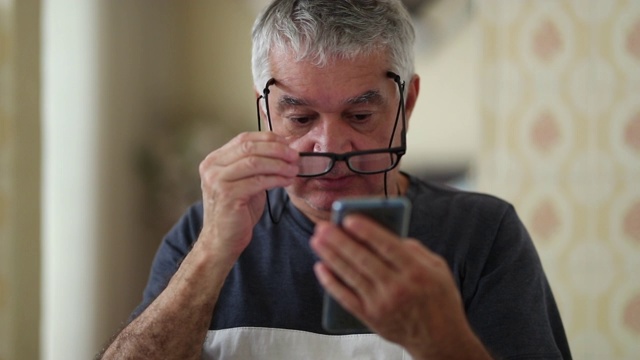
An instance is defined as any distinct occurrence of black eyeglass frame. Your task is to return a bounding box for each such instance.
[256,71,407,178]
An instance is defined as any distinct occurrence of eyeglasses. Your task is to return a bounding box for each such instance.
[256,71,407,177]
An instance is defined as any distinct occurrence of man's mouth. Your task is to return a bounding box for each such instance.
[308,174,357,189]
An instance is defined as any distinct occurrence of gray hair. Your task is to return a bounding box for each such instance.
[251,0,415,92]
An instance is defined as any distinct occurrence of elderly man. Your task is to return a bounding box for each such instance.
[100,0,571,359]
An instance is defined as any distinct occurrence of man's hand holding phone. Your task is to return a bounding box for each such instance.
[315,197,410,333]
[310,197,485,359]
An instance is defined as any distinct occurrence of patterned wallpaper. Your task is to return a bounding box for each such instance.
[476,0,640,358]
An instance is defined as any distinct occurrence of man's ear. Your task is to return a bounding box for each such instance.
[403,74,420,129]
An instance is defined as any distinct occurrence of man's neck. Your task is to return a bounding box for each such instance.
[289,172,410,224]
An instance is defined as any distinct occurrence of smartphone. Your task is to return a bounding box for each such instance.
[321,196,412,334]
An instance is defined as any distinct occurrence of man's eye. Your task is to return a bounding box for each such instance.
[351,113,372,122]
[289,116,314,125]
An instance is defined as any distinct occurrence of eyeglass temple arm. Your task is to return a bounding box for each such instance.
[257,78,277,132]
[386,72,407,148]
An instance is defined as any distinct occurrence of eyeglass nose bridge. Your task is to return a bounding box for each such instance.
[325,153,353,174]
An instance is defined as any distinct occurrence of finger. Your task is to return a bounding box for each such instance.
[311,223,391,296]
[202,149,298,196]
[202,160,297,202]
[342,214,415,268]
[402,239,451,275]
[313,262,365,316]
[213,132,299,166]
[210,174,297,201]
[215,155,299,183]
[200,132,300,195]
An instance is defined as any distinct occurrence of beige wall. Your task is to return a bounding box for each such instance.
[477,0,640,358]
[404,13,480,173]
[38,2,259,359]
[40,1,186,358]
[0,0,41,359]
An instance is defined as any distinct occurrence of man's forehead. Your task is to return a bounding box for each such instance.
[268,48,391,84]
[266,50,396,108]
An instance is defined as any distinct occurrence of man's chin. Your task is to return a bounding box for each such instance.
[285,172,402,220]
[300,193,338,214]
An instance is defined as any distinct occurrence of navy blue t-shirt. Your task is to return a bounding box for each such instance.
[132,174,572,359]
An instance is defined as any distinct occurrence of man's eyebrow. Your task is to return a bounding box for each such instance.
[345,90,384,105]
[276,95,310,113]
[276,90,384,110]
[277,95,309,109]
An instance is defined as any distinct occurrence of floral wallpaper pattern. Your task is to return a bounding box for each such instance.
[477,0,640,358]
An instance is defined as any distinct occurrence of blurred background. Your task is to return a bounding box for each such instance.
[0,0,639,359]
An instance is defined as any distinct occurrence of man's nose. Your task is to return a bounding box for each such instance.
[311,117,353,153]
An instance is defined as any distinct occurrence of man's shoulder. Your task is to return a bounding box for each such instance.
[407,174,513,216]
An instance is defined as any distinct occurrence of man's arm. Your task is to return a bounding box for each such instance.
[100,239,234,359]
[98,132,299,359]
